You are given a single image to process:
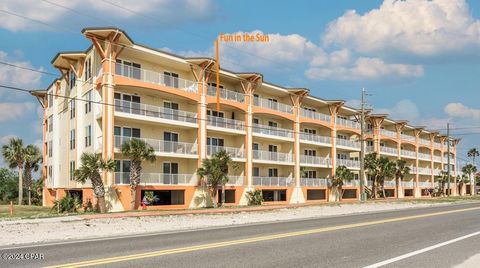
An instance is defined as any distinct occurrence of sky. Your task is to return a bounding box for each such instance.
[0,0,479,167]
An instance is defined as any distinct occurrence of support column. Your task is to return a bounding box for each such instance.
[414,128,422,198]
[395,122,406,198]
[429,133,436,186]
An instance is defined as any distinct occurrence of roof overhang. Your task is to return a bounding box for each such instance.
[82,27,133,46]
[51,52,86,70]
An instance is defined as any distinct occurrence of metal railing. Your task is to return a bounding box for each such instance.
[402,181,414,188]
[207,145,245,159]
[418,152,431,160]
[252,150,293,163]
[207,115,245,131]
[206,85,244,103]
[253,123,294,138]
[384,180,396,187]
[419,138,430,146]
[114,172,196,185]
[337,158,361,169]
[401,134,416,142]
[115,62,198,93]
[380,146,398,155]
[300,155,331,167]
[401,150,416,158]
[344,180,360,187]
[336,117,360,129]
[366,146,374,153]
[226,175,244,185]
[433,155,442,162]
[301,178,328,187]
[252,176,293,186]
[412,167,432,175]
[300,109,331,122]
[114,136,198,155]
[114,99,197,124]
[253,96,293,114]
[299,132,331,145]
[380,129,397,138]
[418,181,434,188]
[336,138,361,149]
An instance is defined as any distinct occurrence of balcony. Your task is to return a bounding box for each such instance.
[207,115,245,132]
[380,129,397,138]
[114,136,197,157]
[418,181,434,188]
[300,109,331,123]
[401,149,416,158]
[337,158,361,169]
[207,145,245,159]
[433,155,442,162]
[402,181,414,188]
[434,142,441,148]
[384,180,396,187]
[301,178,328,187]
[418,152,431,161]
[115,62,198,93]
[412,167,432,175]
[336,138,361,150]
[401,134,416,143]
[206,85,244,103]
[433,169,442,176]
[252,176,293,187]
[366,146,374,153]
[252,150,293,164]
[300,155,331,167]
[380,146,398,155]
[114,172,196,185]
[253,124,294,139]
[419,138,430,146]
[336,117,360,129]
[226,175,244,186]
[344,180,360,187]
[299,132,331,146]
[253,96,293,114]
[114,99,197,126]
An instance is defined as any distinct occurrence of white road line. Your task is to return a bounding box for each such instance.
[363,231,480,268]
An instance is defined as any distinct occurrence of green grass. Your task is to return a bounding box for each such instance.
[0,205,54,219]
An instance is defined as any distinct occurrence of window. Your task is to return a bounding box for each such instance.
[337,153,348,160]
[69,161,75,181]
[69,70,76,89]
[268,98,278,109]
[304,128,316,134]
[70,129,75,150]
[116,59,141,79]
[268,168,278,177]
[303,170,317,178]
[367,140,374,147]
[48,166,53,181]
[115,126,141,138]
[69,99,76,119]
[114,160,131,184]
[84,91,92,113]
[163,162,179,184]
[268,121,278,127]
[48,90,53,108]
[252,143,259,151]
[48,115,53,132]
[253,167,260,177]
[268,145,277,152]
[253,118,259,124]
[48,141,53,157]
[164,132,179,142]
[164,132,178,152]
[207,110,224,118]
[84,57,92,80]
[304,149,316,156]
[85,125,92,147]
[207,137,224,147]
[337,134,348,140]
[164,72,179,88]
[303,107,316,112]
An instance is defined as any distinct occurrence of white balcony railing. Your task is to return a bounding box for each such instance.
[418,181,434,188]
[207,115,245,131]
[299,132,331,145]
[252,176,293,187]
[253,124,294,139]
[114,172,196,185]
[300,109,331,123]
[433,169,442,176]
[419,139,430,146]
[114,136,198,155]
[418,152,431,160]
[412,167,432,175]
[384,180,396,187]
[380,129,397,138]
[366,146,374,153]
[434,142,441,148]
[336,138,361,149]
[301,178,328,187]
[337,158,361,169]
[344,180,360,187]
[336,117,360,129]
[300,155,331,167]
[401,134,416,142]
[206,85,245,103]
[115,62,198,93]
[252,150,293,163]
[380,146,398,155]
[207,145,245,159]
[402,181,414,188]
[401,149,416,158]
[114,100,197,124]
[226,175,244,186]
[253,96,293,114]
[433,155,442,162]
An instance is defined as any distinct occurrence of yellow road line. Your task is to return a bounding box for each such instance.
[45,206,480,268]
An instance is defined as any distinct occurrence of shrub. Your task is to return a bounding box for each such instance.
[52,195,81,213]
[246,189,263,206]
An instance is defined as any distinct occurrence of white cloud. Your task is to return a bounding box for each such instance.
[0,51,43,95]
[375,99,421,122]
[0,0,215,32]
[0,102,35,122]
[323,0,480,58]
[444,102,480,120]
[0,134,17,145]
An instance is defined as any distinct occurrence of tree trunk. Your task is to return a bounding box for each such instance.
[382,183,387,199]
[28,187,32,206]
[130,160,141,210]
[18,167,23,205]
[97,196,107,213]
[338,186,343,201]
[92,174,107,213]
[211,188,218,208]
[372,177,377,199]
[395,176,400,199]
[221,185,225,207]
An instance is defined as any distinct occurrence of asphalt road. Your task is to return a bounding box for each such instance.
[1,202,480,268]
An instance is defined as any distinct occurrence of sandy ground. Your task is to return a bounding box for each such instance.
[0,201,474,246]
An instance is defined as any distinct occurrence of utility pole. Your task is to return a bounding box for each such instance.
[359,88,366,201]
[447,123,451,196]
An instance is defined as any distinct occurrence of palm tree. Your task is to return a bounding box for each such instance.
[74,153,115,213]
[462,164,477,195]
[23,145,42,205]
[120,138,155,210]
[378,157,396,198]
[2,138,25,205]
[364,153,380,199]
[435,171,451,196]
[467,148,479,165]
[331,165,354,201]
[394,159,410,198]
[197,150,236,207]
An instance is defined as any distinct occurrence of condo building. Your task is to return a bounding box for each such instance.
[32,28,463,211]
